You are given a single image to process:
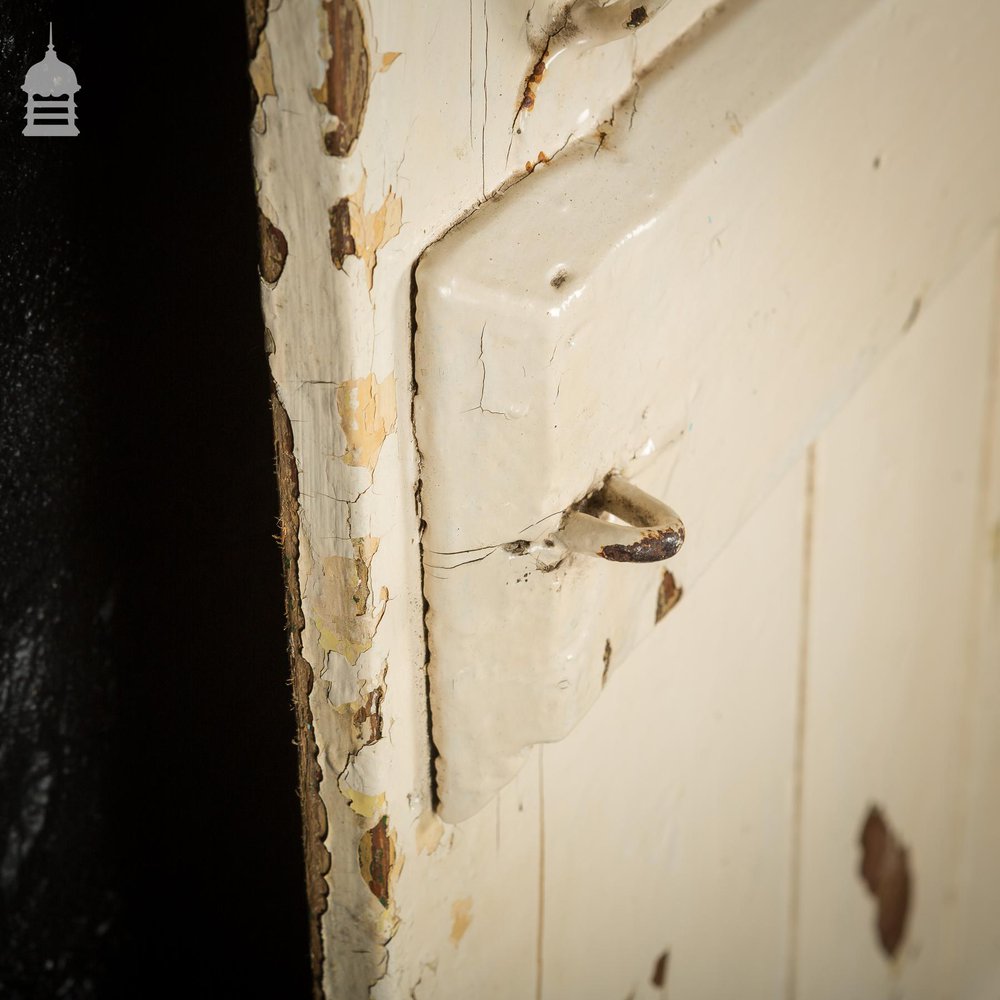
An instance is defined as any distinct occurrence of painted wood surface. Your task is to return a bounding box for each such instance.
[795,236,1000,1000]
[245,0,1000,995]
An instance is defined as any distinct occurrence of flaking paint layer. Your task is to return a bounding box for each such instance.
[313,0,370,156]
[328,174,403,289]
[359,815,397,908]
[314,536,388,665]
[336,372,398,470]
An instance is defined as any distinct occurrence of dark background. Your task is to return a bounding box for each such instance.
[0,2,311,996]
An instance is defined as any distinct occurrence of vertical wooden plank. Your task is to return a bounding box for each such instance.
[540,460,807,1000]
[949,241,1000,995]
[796,234,999,998]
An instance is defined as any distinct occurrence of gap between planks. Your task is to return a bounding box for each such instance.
[785,444,817,1000]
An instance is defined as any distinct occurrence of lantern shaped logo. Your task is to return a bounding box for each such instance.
[22,24,80,137]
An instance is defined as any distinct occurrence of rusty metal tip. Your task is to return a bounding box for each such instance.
[598,528,683,563]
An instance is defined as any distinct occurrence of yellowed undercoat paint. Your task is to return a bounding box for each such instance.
[313,538,386,666]
[414,810,445,856]
[336,373,398,471]
[449,898,473,945]
[341,788,387,820]
[341,175,403,291]
[248,30,275,134]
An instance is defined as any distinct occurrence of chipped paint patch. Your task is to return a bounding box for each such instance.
[245,0,268,55]
[314,536,388,665]
[249,29,277,133]
[328,197,355,270]
[336,372,398,469]
[601,639,612,687]
[335,663,388,816]
[655,569,683,623]
[524,150,551,175]
[626,6,649,28]
[415,809,445,855]
[245,0,271,131]
[328,174,403,289]
[859,804,911,958]
[342,787,386,819]
[352,680,384,745]
[313,0,369,156]
[359,816,397,908]
[379,51,402,72]
[257,208,288,284]
[651,950,669,988]
[450,897,473,945]
[519,55,547,113]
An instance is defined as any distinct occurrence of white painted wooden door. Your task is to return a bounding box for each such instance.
[247,0,1000,996]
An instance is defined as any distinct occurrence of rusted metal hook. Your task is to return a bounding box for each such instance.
[550,474,685,563]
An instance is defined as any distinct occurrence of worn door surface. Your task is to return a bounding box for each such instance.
[247,0,1000,996]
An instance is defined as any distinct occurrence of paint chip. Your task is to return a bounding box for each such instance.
[342,787,386,819]
[328,197,355,270]
[859,804,911,958]
[257,208,288,284]
[359,816,396,908]
[450,898,473,945]
[651,950,669,988]
[519,55,546,113]
[249,29,277,133]
[328,173,403,288]
[524,150,551,175]
[313,0,370,156]
[655,569,683,623]
[336,372,397,470]
[627,6,648,28]
[379,51,402,72]
[313,536,388,665]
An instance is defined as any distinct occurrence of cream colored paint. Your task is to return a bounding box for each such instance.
[416,0,1000,821]
[247,0,1000,996]
[795,236,1000,999]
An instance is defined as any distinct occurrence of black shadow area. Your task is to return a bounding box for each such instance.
[0,2,311,997]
